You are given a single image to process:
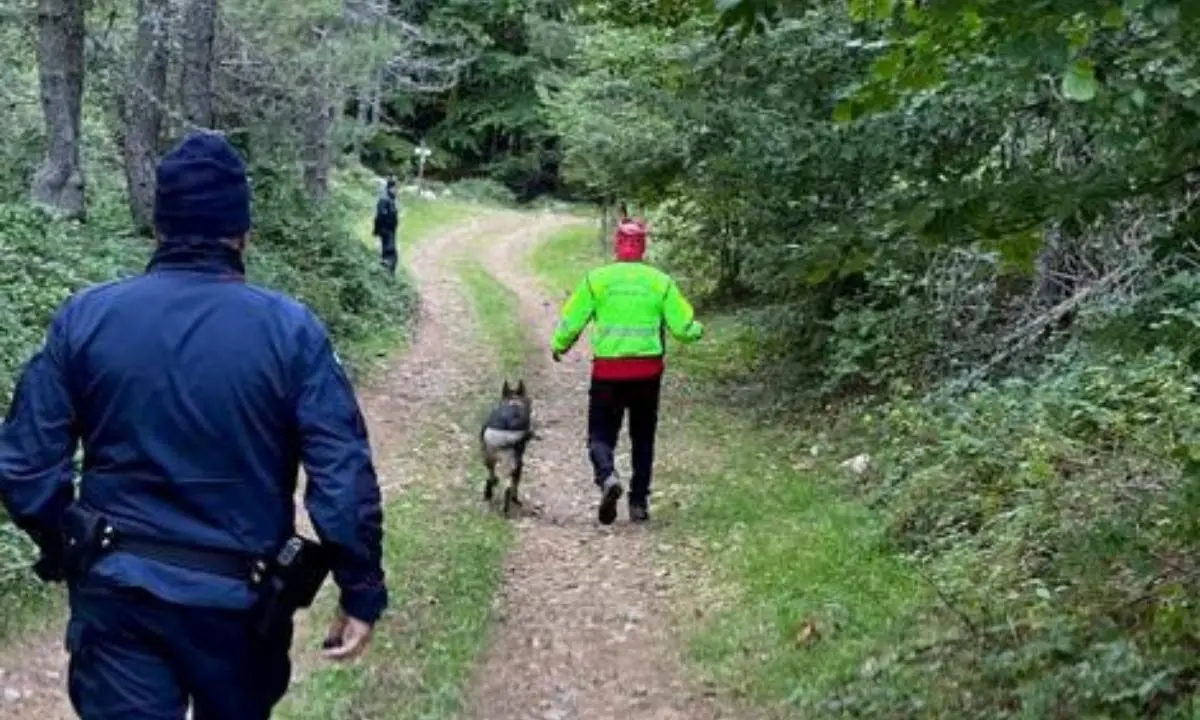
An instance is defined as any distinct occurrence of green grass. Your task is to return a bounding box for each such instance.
[402,198,482,246]
[278,212,531,720]
[667,325,929,711]
[529,223,928,715]
[528,221,604,296]
[275,470,512,720]
[456,257,527,380]
[653,406,928,711]
[0,581,65,643]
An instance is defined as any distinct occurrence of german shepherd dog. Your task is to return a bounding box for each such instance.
[480,380,534,515]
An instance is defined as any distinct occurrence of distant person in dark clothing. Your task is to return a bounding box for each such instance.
[373,178,399,276]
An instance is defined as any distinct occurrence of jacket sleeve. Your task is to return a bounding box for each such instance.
[294,314,388,624]
[551,274,596,355]
[662,278,704,344]
[0,308,79,564]
[384,199,399,231]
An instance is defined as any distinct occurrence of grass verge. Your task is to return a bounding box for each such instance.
[456,257,526,381]
[652,401,928,712]
[528,221,603,297]
[274,448,512,720]
[530,223,929,715]
[401,198,483,246]
[278,225,530,720]
[0,574,65,643]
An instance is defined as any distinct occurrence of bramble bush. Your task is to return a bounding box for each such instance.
[801,344,1200,717]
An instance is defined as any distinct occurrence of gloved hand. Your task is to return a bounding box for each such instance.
[28,524,66,583]
[552,350,562,363]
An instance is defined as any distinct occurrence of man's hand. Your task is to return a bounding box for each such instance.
[32,551,65,583]
[552,349,562,363]
[322,609,374,661]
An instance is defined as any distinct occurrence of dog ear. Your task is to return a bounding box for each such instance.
[502,380,511,398]
[515,380,525,396]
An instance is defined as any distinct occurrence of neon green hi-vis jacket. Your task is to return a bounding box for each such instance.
[551,261,704,367]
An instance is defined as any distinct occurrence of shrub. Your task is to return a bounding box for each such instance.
[446,178,517,206]
[812,346,1200,717]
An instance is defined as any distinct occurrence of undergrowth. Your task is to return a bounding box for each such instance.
[675,334,1200,715]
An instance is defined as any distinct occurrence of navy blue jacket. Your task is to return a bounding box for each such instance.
[373,195,398,237]
[0,240,387,623]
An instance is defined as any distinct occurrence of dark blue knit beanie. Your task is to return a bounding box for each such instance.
[154,131,251,239]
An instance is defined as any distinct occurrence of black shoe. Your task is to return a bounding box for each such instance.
[629,503,650,523]
[598,475,623,525]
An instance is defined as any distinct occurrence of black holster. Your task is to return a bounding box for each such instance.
[249,536,330,638]
[59,504,116,581]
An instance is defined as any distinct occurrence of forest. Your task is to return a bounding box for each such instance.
[2,0,1200,717]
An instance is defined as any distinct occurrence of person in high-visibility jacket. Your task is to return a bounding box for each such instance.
[551,218,704,525]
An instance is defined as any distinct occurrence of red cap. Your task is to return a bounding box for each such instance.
[614,219,647,261]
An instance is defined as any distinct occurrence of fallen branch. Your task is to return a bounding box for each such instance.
[932,264,1140,401]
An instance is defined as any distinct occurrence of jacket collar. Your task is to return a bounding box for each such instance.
[147,237,246,279]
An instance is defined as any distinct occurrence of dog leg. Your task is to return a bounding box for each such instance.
[483,452,498,501]
[508,444,526,508]
[503,485,516,516]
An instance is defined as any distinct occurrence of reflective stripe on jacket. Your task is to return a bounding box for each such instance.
[550,262,703,366]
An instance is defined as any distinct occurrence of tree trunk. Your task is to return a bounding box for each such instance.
[301,26,337,200]
[121,0,171,234]
[178,0,217,127]
[31,0,87,220]
[302,92,336,199]
[301,71,337,199]
[355,84,369,157]
[370,67,383,133]
[598,197,612,251]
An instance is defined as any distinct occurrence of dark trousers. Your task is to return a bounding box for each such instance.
[65,582,292,720]
[587,376,662,506]
[380,231,397,276]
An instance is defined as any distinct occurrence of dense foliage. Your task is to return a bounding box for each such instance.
[361,0,574,199]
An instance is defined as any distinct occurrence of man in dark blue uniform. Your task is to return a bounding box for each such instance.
[373,177,399,276]
[0,131,388,719]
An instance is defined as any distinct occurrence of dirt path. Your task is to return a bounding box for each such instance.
[461,224,736,720]
[0,209,734,720]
